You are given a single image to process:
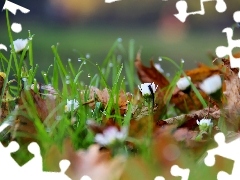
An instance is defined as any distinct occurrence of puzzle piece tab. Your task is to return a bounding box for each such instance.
[204,132,240,179]
[215,10,240,77]
[0,141,20,174]
[174,0,227,22]
[0,142,71,180]
[171,165,190,180]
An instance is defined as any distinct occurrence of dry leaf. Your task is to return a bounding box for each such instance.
[222,60,240,130]
[84,87,132,116]
[0,73,9,123]
[135,52,169,89]
[135,53,222,112]
[47,139,125,180]
[11,89,56,142]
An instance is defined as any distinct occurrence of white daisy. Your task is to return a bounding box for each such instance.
[138,82,158,96]
[154,63,164,73]
[11,39,29,53]
[176,76,191,91]
[65,99,79,112]
[95,126,128,146]
[196,118,212,126]
[199,74,222,95]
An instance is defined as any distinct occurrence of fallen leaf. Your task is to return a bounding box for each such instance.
[135,53,223,112]
[222,60,240,130]
[11,88,57,143]
[135,52,169,89]
[84,87,132,116]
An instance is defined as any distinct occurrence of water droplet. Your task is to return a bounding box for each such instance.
[56,115,62,121]
[86,53,90,59]
[46,127,51,133]
[43,73,47,76]
[117,55,122,61]
[117,38,122,43]
[78,58,81,62]
[181,59,185,63]
[83,61,86,64]
[29,37,32,41]
[66,80,70,84]
[25,85,30,90]
[158,57,162,61]
[68,58,71,62]
[66,75,70,84]
[50,64,53,67]
[88,74,91,78]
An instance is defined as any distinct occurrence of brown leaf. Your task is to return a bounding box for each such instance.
[11,89,56,143]
[84,87,132,116]
[0,73,9,123]
[135,52,169,89]
[59,139,126,180]
[135,53,223,112]
[185,63,220,83]
[222,62,240,130]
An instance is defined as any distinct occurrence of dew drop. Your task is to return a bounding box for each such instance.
[117,55,122,61]
[88,74,91,78]
[46,127,51,133]
[56,115,62,121]
[181,59,185,63]
[117,38,122,43]
[158,57,162,61]
[66,80,70,84]
[22,77,27,81]
[68,58,71,62]
[83,61,86,64]
[86,53,90,59]
[78,58,81,62]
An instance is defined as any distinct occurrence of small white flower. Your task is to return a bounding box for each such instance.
[95,126,128,146]
[138,82,158,96]
[11,39,29,53]
[41,84,58,99]
[199,74,222,95]
[176,76,191,91]
[30,83,40,91]
[196,118,213,127]
[65,99,79,112]
[154,63,164,73]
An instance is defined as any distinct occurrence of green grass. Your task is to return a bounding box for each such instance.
[0,10,233,180]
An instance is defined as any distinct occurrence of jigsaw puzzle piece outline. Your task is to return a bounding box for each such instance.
[174,0,227,22]
[170,164,190,180]
[0,141,20,173]
[215,11,240,77]
[204,132,240,179]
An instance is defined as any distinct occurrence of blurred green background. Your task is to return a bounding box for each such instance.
[0,0,240,83]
